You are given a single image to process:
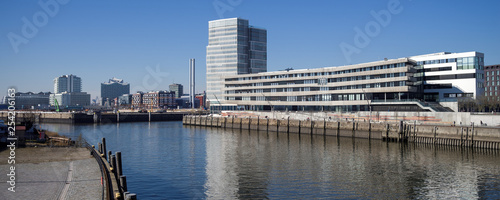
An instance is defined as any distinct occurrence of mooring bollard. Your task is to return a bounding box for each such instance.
[120,175,128,193]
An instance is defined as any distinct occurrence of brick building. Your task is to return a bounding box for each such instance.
[485,64,500,100]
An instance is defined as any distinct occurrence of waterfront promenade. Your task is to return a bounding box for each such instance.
[0,147,101,200]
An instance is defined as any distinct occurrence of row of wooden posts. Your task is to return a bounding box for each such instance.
[96,138,137,200]
[184,115,500,150]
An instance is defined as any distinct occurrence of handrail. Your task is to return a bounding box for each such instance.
[86,138,137,200]
[84,140,113,200]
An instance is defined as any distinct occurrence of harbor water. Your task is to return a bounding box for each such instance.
[42,121,500,199]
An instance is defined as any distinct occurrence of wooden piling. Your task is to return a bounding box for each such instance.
[120,175,128,193]
[111,155,116,172]
[337,121,340,137]
[98,142,102,154]
[116,152,123,180]
[102,138,107,161]
[108,150,112,163]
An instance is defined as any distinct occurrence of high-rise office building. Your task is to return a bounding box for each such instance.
[206,18,267,106]
[54,74,81,93]
[50,74,90,107]
[101,77,130,106]
[169,83,184,98]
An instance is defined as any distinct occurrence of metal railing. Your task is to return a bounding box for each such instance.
[84,140,112,200]
[85,138,137,200]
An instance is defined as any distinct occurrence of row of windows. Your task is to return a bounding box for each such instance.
[486,92,499,97]
[226,62,408,82]
[207,63,238,68]
[209,19,246,28]
[424,73,476,81]
[209,27,237,32]
[486,71,500,76]
[457,57,484,70]
[209,30,238,37]
[226,92,411,102]
[420,66,452,72]
[208,40,249,46]
[486,76,500,81]
[424,84,452,89]
[486,81,500,87]
[207,58,238,64]
[443,93,473,98]
[226,81,408,94]
[416,58,457,65]
[486,87,499,91]
[416,57,484,70]
[207,45,237,51]
[226,72,408,88]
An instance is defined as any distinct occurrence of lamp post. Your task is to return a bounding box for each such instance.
[362,88,372,122]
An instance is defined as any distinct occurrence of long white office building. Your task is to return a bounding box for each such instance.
[217,51,484,112]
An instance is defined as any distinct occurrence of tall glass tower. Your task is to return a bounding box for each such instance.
[206,18,267,106]
[54,74,82,93]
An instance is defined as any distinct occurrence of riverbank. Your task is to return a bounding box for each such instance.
[0,147,102,199]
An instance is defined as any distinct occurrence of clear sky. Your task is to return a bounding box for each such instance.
[1,0,499,99]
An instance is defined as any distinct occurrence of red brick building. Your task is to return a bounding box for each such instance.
[485,64,500,100]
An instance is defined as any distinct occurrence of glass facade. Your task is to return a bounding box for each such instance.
[54,75,82,93]
[206,18,266,105]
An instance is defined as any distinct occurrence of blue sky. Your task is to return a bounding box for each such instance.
[1,0,499,99]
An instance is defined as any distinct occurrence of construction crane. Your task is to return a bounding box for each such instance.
[54,98,60,112]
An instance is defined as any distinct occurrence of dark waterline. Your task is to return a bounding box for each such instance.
[41,121,500,199]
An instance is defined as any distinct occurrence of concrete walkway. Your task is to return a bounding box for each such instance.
[0,147,102,200]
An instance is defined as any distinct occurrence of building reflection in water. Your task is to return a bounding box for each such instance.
[203,128,499,199]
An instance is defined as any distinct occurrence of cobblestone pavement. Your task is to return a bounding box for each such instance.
[0,147,102,200]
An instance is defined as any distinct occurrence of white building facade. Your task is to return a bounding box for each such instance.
[410,52,484,101]
[220,51,484,112]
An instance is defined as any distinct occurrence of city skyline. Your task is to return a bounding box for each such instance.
[1,1,500,99]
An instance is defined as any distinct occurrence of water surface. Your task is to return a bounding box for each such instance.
[42,121,500,199]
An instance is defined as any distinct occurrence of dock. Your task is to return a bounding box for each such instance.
[0,111,199,124]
